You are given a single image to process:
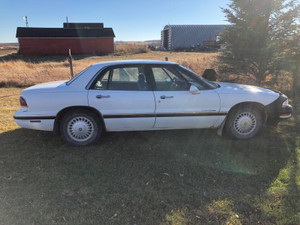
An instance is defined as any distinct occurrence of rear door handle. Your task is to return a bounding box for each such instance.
[160,95,174,99]
[96,95,110,99]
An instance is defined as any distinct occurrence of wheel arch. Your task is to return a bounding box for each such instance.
[219,101,267,136]
[228,102,266,118]
[53,106,106,136]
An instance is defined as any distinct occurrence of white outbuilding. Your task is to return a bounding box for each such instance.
[161,25,228,50]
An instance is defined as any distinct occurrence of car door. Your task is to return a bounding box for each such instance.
[150,65,221,129]
[88,65,156,131]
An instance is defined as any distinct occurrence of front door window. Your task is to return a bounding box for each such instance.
[151,66,190,91]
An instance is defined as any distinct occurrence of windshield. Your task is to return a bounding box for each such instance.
[178,65,216,89]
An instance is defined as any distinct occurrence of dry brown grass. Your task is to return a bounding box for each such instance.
[0,60,88,87]
[0,46,18,56]
[174,53,219,75]
[0,49,292,92]
[115,41,150,54]
[0,51,218,87]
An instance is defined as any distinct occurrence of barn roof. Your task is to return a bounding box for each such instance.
[63,23,104,29]
[16,27,115,38]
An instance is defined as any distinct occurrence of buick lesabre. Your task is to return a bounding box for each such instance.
[14,60,292,146]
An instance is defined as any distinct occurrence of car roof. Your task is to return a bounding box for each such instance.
[92,60,179,67]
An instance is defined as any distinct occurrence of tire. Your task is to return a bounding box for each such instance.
[60,110,102,146]
[225,105,263,139]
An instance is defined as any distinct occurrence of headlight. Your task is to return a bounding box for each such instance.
[282,99,289,107]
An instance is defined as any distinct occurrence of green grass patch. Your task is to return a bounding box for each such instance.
[0,88,299,225]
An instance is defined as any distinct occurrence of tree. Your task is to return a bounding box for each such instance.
[218,0,300,84]
[288,30,300,98]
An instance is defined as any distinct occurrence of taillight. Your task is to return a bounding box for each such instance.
[20,96,28,107]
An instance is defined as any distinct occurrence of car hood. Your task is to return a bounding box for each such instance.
[215,82,278,96]
[22,80,68,94]
[213,82,280,106]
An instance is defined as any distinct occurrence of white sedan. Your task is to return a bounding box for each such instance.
[14,60,292,146]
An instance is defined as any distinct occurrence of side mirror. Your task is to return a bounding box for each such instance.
[189,85,200,94]
[202,69,217,81]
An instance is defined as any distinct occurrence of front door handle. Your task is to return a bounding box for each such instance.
[96,95,110,99]
[160,95,174,99]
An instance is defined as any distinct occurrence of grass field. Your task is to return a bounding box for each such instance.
[0,48,299,224]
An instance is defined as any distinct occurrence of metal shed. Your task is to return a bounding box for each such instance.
[161,25,227,50]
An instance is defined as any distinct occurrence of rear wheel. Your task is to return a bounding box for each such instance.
[225,105,263,139]
[60,110,102,146]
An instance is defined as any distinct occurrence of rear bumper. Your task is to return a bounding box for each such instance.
[14,110,55,131]
[14,118,55,131]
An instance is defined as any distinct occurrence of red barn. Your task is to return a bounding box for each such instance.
[16,23,115,55]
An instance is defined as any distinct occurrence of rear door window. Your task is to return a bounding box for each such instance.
[93,66,150,91]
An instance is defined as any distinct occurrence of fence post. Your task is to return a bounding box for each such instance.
[68,49,74,78]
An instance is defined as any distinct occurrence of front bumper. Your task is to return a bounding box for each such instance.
[279,105,293,119]
[265,94,293,125]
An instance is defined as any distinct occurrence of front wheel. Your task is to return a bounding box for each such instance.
[60,110,102,146]
[225,105,263,139]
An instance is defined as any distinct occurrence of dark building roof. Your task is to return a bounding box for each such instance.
[63,23,104,29]
[16,27,115,38]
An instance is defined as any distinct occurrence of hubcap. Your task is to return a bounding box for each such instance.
[234,112,256,135]
[67,116,94,142]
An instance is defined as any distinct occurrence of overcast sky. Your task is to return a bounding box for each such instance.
[0,0,229,43]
